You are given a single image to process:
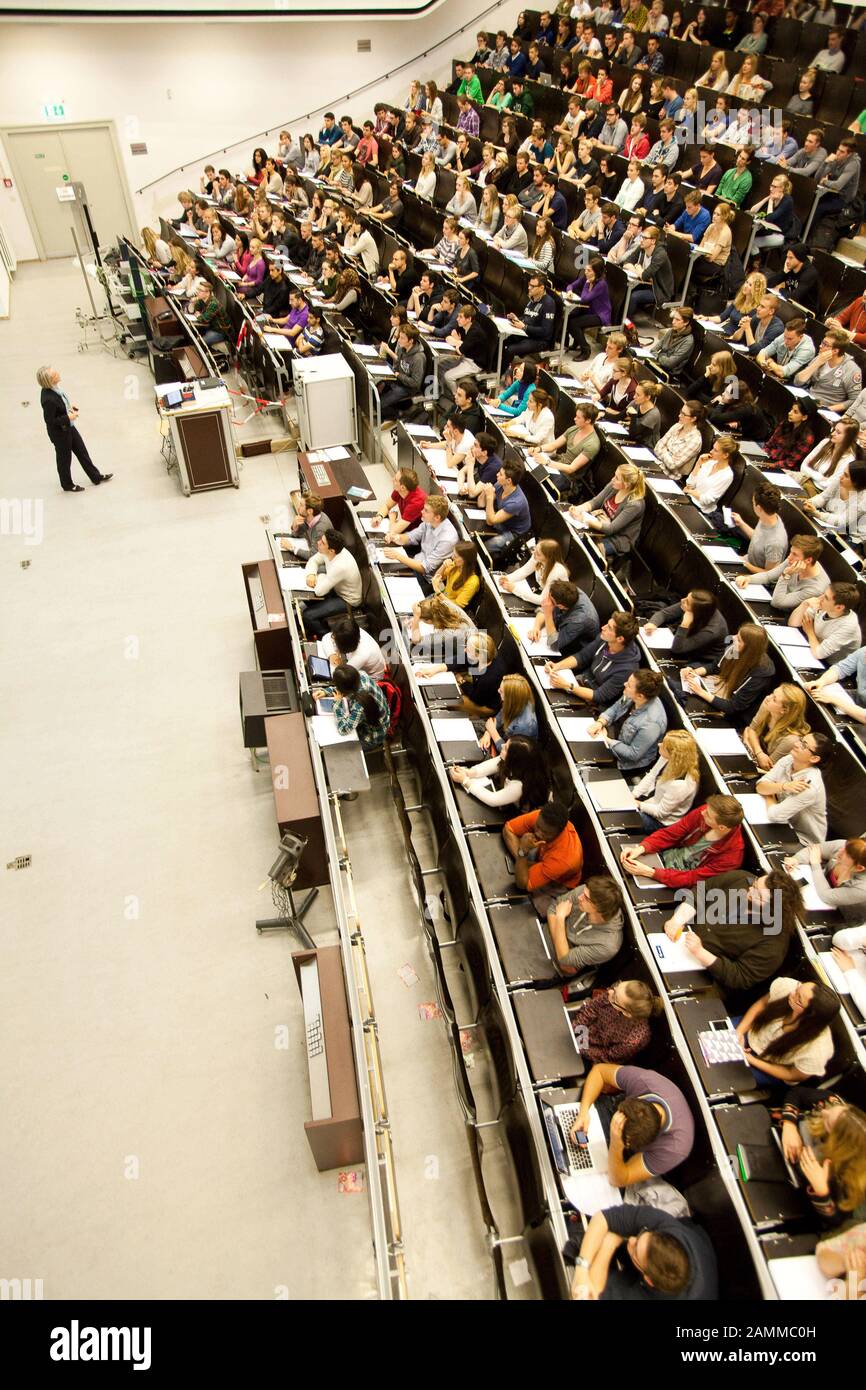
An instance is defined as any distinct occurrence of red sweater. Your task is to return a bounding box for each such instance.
[640,804,744,888]
[837,297,866,349]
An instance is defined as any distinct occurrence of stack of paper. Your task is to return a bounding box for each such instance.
[311,715,357,747]
[643,627,675,650]
[699,726,748,757]
[511,615,557,657]
[735,792,772,823]
[702,545,741,564]
[647,933,709,972]
[404,423,439,439]
[652,477,684,496]
[412,667,460,692]
[264,332,291,351]
[430,717,477,743]
[307,447,351,463]
[584,777,637,813]
[768,1256,828,1301]
[384,575,425,612]
[557,716,598,742]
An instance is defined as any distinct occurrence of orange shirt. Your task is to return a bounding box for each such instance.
[506,810,584,892]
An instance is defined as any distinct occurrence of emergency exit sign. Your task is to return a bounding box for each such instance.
[42,103,66,120]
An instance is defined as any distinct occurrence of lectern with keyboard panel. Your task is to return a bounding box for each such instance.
[292,946,363,1172]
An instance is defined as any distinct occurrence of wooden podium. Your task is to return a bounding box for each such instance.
[292,946,363,1172]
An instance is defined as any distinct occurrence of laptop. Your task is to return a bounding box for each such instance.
[541,1102,621,1212]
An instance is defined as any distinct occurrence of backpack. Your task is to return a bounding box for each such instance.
[377,676,403,738]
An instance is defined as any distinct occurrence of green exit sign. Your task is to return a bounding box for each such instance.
[42,103,66,121]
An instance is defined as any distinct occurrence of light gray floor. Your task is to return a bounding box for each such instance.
[0,260,491,1300]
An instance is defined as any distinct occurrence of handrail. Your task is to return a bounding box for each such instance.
[135,0,518,194]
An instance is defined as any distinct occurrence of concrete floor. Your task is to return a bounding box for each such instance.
[0,260,492,1300]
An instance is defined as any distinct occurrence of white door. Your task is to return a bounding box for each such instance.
[4,124,135,259]
[59,127,135,250]
[4,130,72,258]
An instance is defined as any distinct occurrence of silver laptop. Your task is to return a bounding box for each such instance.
[541,1101,621,1212]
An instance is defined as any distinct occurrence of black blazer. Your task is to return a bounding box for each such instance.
[41,387,72,440]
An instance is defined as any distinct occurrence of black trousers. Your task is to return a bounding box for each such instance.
[51,427,101,489]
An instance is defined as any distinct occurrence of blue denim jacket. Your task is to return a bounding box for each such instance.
[601,694,668,770]
[496,704,539,741]
[835,645,866,706]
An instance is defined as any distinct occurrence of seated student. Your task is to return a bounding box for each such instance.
[502,800,584,914]
[786,838,866,928]
[730,484,787,575]
[682,437,737,527]
[663,868,804,992]
[570,979,662,1065]
[530,579,600,657]
[376,325,426,422]
[598,356,637,420]
[188,281,231,346]
[480,672,538,754]
[798,418,861,490]
[808,645,866,724]
[503,388,556,450]
[450,735,551,812]
[265,288,309,346]
[546,611,641,708]
[740,534,829,614]
[736,978,840,1085]
[489,500,566,582]
[302,528,364,638]
[642,590,729,666]
[330,664,391,751]
[588,669,667,772]
[478,460,533,558]
[788,582,862,665]
[566,1204,718,1301]
[428,416,477,485]
[382,495,458,582]
[369,468,427,538]
[293,306,325,357]
[530,402,602,500]
[775,1094,866,1236]
[744,683,811,771]
[655,401,705,479]
[545,875,626,979]
[431,541,481,610]
[620,795,745,887]
[456,433,500,500]
[676,622,776,725]
[755,732,832,844]
[570,463,647,562]
[572,1063,695,1188]
[486,359,536,418]
[804,460,866,543]
[280,491,329,557]
[321,615,387,681]
[408,595,475,659]
[632,730,700,834]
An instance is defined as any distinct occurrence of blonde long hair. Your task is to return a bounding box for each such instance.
[500,674,534,729]
[658,730,699,784]
[753,683,809,753]
[808,1105,866,1213]
[616,463,646,501]
[418,596,469,631]
[733,272,767,314]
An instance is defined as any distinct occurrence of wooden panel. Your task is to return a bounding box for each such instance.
[292,946,363,1172]
[176,411,231,491]
[265,713,328,887]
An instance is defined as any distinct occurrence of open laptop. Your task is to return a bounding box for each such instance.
[541,1102,621,1212]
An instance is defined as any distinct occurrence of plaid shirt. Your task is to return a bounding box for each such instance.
[763,422,817,471]
[457,107,480,138]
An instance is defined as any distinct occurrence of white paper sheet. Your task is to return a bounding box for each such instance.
[430,717,477,743]
[652,477,685,496]
[585,777,637,812]
[702,545,741,563]
[762,471,803,491]
[646,932,710,973]
[384,575,425,612]
[412,667,460,691]
[279,567,314,592]
[768,1255,829,1301]
[263,332,291,350]
[735,793,773,824]
[511,615,557,657]
[698,727,748,757]
[643,627,675,650]
[740,583,772,601]
[765,625,808,647]
[557,716,599,741]
[311,715,357,747]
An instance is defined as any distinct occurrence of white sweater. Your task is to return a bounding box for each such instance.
[632,758,699,824]
[463,755,524,807]
[321,627,386,679]
[832,925,866,1018]
[504,558,570,606]
[509,405,556,448]
[305,548,363,603]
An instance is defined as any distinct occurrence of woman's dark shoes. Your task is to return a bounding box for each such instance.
[95,473,114,484]
[65,485,85,492]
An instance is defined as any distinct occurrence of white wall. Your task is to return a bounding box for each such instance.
[0,0,521,260]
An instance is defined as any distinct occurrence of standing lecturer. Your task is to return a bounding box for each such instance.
[38,365,113,492]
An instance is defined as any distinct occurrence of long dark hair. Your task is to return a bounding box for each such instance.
[686,588,718,635]
[332,663,380,723]
[753,984,839,1063]
[500,736,550,811]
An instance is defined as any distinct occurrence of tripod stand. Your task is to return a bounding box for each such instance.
[255,831,318,947]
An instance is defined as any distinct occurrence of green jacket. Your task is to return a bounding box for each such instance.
[511,90,535,118]
[458,75,483,104]
[716,166,752,208]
